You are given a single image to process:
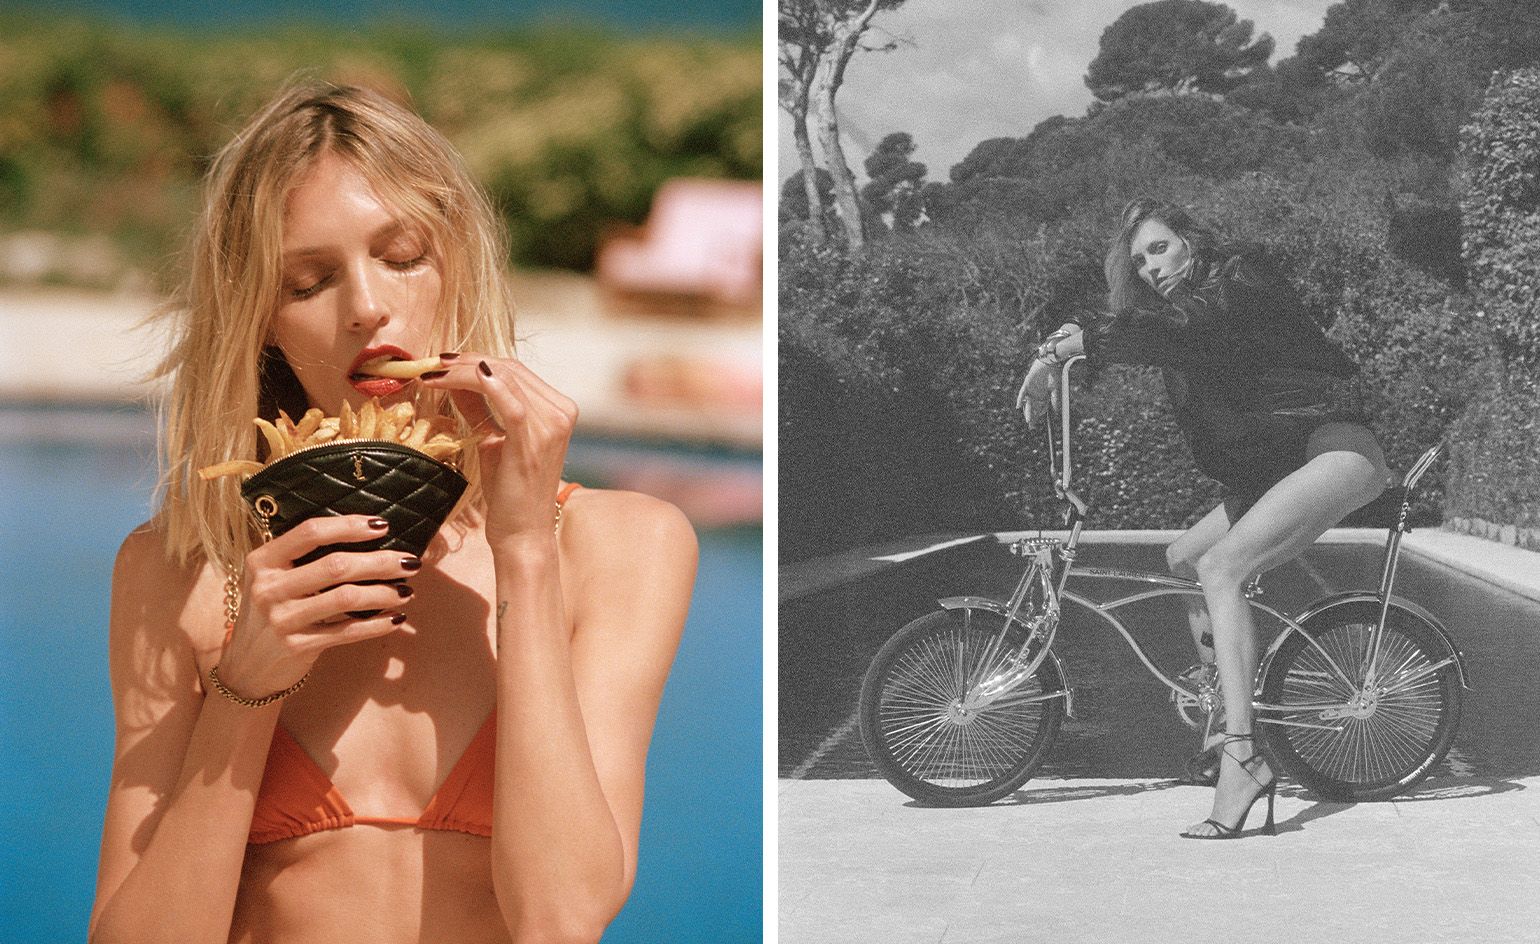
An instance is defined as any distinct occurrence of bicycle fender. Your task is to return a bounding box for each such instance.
[1263,592,1469,690]
[936,597,1076,718]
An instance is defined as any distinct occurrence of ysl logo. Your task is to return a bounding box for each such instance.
[352,453,366,482]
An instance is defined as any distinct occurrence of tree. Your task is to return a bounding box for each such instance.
[778,0,909,251]
[779,0,833,244]
[779,167,837,232]
[1085,0,1273,102]
[860,132,927,233]
[1295,0,1438,85]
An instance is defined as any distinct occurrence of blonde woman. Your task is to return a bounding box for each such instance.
[88,84,696,942]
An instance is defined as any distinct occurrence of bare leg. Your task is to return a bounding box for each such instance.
[1166,504,1231,665]
[1185,426,1386,835]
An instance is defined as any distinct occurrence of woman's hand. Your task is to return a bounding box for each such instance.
[1018,323,1084,424]
[1017,360,1057,425]
[215,516,417,699]
[420,354,578,547]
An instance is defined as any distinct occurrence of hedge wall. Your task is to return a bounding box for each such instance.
[1448,67,1540,544]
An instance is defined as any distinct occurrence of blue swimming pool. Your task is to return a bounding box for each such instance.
[0,404,761,942]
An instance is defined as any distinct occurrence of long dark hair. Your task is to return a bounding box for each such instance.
[1104,198,1221,314]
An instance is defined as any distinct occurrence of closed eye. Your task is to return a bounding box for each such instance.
[290,274,332,300]
[386,254,427,271]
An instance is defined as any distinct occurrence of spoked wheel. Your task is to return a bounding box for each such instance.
[1257,601,1462,802]
[858,607,1065,806]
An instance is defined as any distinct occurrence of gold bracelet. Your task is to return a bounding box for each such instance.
[207,663,310,709]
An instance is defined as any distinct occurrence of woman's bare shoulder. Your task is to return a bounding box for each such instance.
[562,487,696,550]
[558,487,698,627]
[111,520,225,660]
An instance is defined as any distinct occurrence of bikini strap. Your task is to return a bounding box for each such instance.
[556,481,582,507]
[554,482,582,534]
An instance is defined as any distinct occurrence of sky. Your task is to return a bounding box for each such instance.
[777,0,1340,184]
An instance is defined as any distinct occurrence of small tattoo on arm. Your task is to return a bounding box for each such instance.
[496,600,509,626]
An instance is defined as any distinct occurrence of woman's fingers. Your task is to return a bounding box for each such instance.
[289,609,411,651]
[271,548,421,599]
[252,515,388,570]
[274,578,415,629]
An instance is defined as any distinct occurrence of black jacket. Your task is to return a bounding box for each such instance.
[1078,251,1363,489]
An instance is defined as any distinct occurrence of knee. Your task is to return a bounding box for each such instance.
[1195,548,1248,593]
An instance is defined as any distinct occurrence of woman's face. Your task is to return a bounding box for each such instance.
[1128,217,1192,298]
[269,151,442,415]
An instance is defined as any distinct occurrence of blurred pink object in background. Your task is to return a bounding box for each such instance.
[597,178,762,307]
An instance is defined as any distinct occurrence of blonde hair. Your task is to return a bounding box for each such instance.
[152,81,516,569]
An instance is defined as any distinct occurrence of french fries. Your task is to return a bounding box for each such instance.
[196,399,474,480]
[356,355,443,379]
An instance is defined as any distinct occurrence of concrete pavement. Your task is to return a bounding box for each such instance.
[779,775,1540,944]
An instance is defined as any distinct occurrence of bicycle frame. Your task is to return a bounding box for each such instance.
[973,355,1467,729]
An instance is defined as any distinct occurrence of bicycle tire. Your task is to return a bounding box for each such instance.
[858,607,1065,806]
[1257,601,1461,802]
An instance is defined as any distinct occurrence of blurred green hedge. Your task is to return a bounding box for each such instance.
[0,12,759,283]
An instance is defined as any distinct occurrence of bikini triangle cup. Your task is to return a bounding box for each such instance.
[244,482,582,844]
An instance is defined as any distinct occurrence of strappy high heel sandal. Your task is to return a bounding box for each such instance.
[1180,733,1277,840]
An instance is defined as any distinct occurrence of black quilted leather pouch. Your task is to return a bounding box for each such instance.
[240,441,468,566]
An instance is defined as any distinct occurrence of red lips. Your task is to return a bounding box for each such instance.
[348,344,415,378]
[347,344,415,398]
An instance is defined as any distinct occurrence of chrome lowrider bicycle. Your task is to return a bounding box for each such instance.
[858,354,1467,806]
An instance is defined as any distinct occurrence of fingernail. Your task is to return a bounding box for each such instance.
[368,518,389,530]
[437,352,460,360]
[420,369,449,380]
[395,583,414,598]
[401,556,422,571]
[478,360,493,377]
[391,612,408,625]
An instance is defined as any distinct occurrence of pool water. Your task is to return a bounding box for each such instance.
[0,405,761,942]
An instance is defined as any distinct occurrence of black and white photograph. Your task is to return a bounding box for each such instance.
[778,1,1540,941]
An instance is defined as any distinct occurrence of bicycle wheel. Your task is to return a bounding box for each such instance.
[1258,601,1461,802]
[858,607,1065,806]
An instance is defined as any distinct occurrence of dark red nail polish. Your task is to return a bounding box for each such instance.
[420,369,449,380]
[437,352,460,360]
[478,360,493,377]
[368,518,389,530]
[391,612,408,624]
[401,556,422,571]
[395,583,413,598]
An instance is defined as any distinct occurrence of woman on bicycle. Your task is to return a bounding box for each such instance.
[1019,198,1390,839]
[89,83,697,941]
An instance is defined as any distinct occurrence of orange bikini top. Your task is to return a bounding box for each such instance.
[245,482,581,845]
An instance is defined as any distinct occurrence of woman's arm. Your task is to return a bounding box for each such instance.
[421,357,694,943]
[488,494,694,944]
[89,527,274,944]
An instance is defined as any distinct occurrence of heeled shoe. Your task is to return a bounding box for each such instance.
[1180,734,1277,840]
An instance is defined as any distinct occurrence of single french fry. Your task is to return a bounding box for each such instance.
[253,418,288,460]
[339,401,356,438]
[358,399,378,439]
[403,418,430,448]
[196,459,265,480]
[294,407,323,442]
[356,355,443,379]
[419,441,460,460]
